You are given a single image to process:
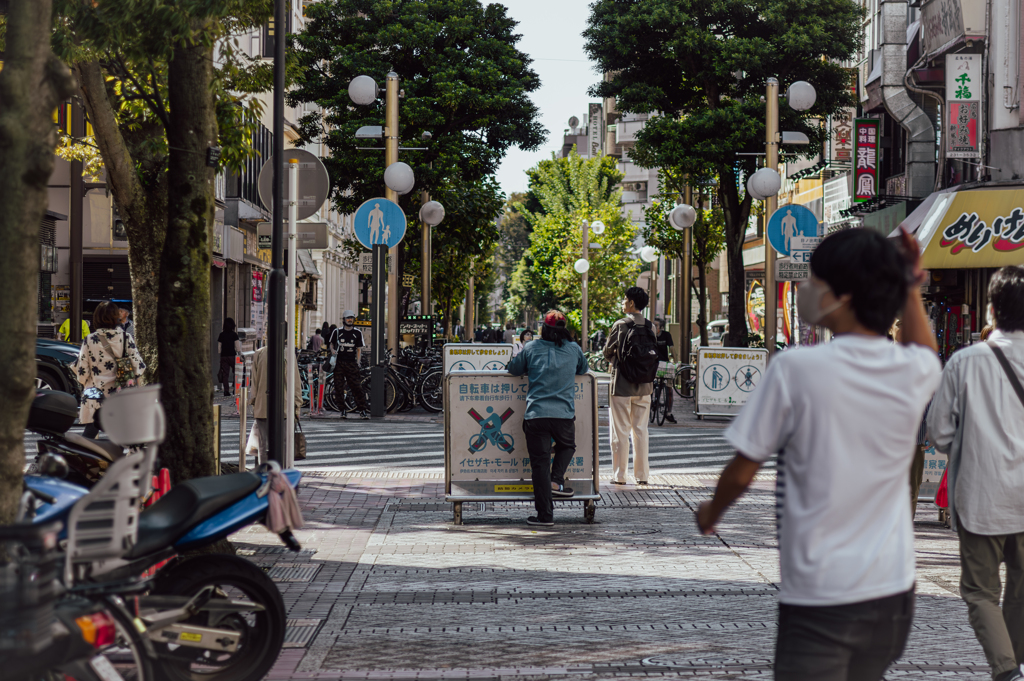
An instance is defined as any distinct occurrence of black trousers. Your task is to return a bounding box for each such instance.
[522,417,575,522]
[775,587,914,681]
[218,355,235,395]
[333,359,366,412]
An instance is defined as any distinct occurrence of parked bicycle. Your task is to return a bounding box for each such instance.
[649,367,674,426]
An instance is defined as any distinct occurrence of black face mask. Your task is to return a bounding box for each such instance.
[343,319,355,328]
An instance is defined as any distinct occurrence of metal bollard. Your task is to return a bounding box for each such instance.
[238,384,248,472]
[212,404,221,475]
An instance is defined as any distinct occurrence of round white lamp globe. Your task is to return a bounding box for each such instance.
[746,174,766,201]
[590,220,606,235]
[384,161,415,195]
[749,167,781,199]
[419,200,445,226]
[574,258,590,274]
[640,245,659,263]
[669,203,696,230]
[348,75,378,106]
[787,81,817,111]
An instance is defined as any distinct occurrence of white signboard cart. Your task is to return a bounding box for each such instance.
[694,347,769,418]
[443,343,513,373]
[444,372,600,524]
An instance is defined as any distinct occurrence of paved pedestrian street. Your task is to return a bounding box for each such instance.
[234,472,990,680]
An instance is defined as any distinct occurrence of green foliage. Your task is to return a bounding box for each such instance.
[643,184,726,272]
[289,0,545,215]
[584,0,862,345]
[522,150,622,216]
[511,151,639,326]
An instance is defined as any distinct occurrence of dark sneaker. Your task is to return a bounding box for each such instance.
[637,480,648,485]
[552,484,575,498]
[340,409,348,419]
[665,414,677,423]
[610,480,627,485]
[360,410,370,420]
[527,516,554,526]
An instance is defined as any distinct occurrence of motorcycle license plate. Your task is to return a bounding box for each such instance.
[90,655,125,681]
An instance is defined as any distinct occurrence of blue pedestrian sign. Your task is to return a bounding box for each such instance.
[766,204,819,256]
[353,197,406,249]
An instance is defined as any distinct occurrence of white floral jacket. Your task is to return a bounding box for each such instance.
[72,327,147,424]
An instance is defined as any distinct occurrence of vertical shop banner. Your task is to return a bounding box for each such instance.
[829,108,855,164]
[946,53,981,159]
[251,271,265,341]
[853,119,879,202]
[587,103,603,158]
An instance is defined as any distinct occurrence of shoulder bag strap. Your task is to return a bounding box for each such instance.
[98,332,125,360]
[988,341,1024,409]
[619,319,635,359]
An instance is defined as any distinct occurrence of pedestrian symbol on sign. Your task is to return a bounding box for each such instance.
[703,364,730,392]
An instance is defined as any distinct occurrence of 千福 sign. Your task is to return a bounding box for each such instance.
[946,53,981,159]
[767,204,818,257]
[353,197,407,249]
[443,343,513,373]
[695,347,768,417]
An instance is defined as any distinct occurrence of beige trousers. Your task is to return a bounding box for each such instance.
[609,394,651,482]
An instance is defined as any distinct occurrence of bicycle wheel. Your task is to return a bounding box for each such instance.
[417,368,444,413]
[649,387,659,424]
[358,374,396,413]
[656,385,669,426]
[323,374,340,411]
[674,366,693,398]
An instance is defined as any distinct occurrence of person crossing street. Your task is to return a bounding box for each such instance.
[330,311,369,419]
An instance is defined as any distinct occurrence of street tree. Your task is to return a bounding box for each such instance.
[515,151,639,331]
[56,1,274,482]
[585,0,861,346]
[0,0,77,523]
[643,177,726,346]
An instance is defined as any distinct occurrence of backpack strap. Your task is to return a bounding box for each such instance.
[618,318,636,360]
[988,341,1024,410]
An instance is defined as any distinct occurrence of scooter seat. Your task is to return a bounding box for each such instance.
[63,432,124,461]
[127,472,261,559]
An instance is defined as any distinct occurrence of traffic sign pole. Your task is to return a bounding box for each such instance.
[268,0,287,463]
[765,78,779,359]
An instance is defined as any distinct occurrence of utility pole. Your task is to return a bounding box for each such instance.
[466,261,475,341]
[267,0,287,460]
[69,101,84,343]
[765,78,780,358]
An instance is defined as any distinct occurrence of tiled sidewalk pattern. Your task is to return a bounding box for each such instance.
[232,472,989,680]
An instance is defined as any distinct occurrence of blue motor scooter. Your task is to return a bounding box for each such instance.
[24,389,304,681]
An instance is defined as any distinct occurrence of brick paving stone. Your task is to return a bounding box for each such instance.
[249,473,988,680]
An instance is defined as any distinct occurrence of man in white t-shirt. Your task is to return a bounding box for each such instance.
[697,228,941,681]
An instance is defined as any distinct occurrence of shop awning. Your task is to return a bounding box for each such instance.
[891,186,958,236]
[912,188,1024,269]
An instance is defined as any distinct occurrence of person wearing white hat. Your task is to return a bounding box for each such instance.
[329,310,368,419]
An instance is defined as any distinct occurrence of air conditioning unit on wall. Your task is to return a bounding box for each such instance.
[622,182,647,193]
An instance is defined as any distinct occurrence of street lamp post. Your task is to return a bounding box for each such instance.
[385,73,400,359]
[765,78,780,359]
[574,220,603,352]
[762,78,815,358]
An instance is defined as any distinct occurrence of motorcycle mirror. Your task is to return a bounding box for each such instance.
[38,453,69,478]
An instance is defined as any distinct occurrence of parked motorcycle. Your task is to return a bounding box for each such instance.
[27,388,121,488]
[22,385,303,681]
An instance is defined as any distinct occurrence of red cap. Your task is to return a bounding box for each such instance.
[543,310,567,328]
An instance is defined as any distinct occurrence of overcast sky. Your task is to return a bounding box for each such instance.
[495,0,598,199]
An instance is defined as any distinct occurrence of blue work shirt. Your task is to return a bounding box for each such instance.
[506,339,589,420]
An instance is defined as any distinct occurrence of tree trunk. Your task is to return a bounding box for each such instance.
[73,61,168,383]
[158,24,217,483]
[0,0,77,523]
[717,165,752,348]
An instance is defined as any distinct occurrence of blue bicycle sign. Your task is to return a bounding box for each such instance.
[468,406,515,453]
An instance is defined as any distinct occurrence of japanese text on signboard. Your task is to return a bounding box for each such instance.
[854,119,879,202]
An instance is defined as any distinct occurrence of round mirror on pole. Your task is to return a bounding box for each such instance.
[384,161,415,195]
[668,203,696,230]
[348,75,379,106]
[590,220,606,235]
[639,245,659,263]
[748,167,781,199]
[574,258,590,274]
[419,200,445,226]
[787,81,817,111]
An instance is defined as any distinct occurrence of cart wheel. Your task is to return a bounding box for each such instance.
[584,499,596,524]
[453,502,463,525]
